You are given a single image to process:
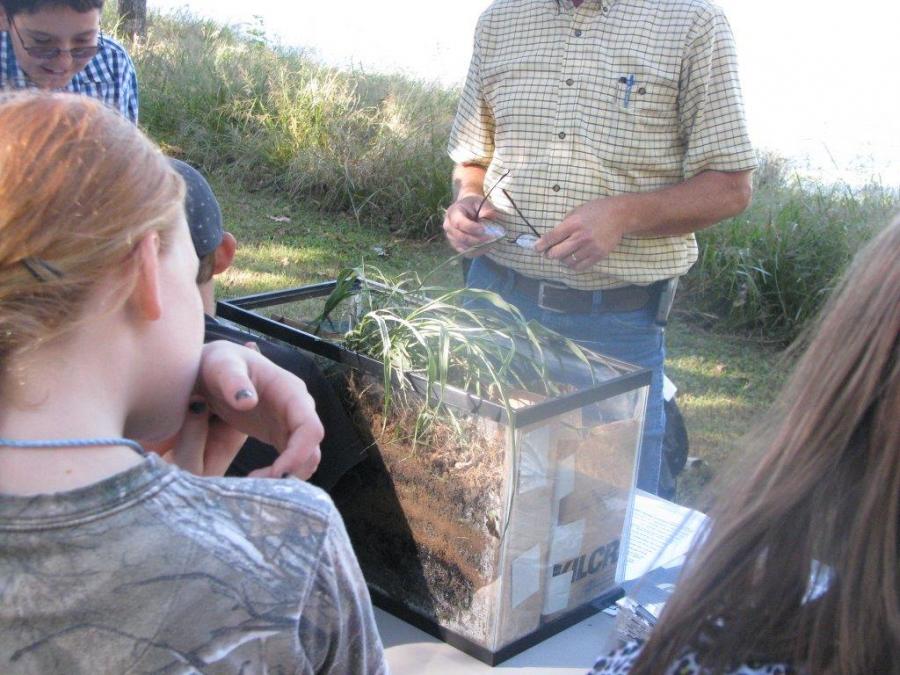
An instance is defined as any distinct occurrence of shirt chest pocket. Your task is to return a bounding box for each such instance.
[604,72,679,128]
[584,69,683,168]
[481,54,562,132]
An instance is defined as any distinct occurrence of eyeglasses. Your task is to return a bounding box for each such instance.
[476,170,542,250]
[8,15,103,61]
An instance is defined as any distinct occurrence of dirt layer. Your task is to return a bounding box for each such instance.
[328,368,508,629]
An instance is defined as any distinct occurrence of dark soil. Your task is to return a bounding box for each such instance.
[329,368,508,629]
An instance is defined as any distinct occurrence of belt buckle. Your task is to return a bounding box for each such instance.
[536,280,569,314]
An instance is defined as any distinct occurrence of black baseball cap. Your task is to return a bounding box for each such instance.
[168,158,224,259]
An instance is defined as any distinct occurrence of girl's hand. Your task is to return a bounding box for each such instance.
[192,340,323,479]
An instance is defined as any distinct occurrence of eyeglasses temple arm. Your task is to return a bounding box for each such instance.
[501,188,541,237]
[475,168,510,220]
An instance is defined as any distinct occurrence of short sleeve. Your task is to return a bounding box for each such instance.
[447,17,495,167]
[678,6,756,179]
[298,506,388,674]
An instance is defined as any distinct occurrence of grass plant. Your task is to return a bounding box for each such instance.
[211,172,779,504]
[312,265,602,431]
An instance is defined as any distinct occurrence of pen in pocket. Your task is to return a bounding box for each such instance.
[622,73,635,108]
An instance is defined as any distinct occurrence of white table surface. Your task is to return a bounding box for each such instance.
[374,491,702,672]
[375,606,617,674]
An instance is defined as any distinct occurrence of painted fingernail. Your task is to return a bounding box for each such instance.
[235,388,254,401]
[189,400,207,414]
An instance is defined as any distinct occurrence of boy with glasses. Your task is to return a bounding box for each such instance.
[0,0,137,123]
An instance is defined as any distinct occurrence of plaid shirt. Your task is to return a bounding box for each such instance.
[449,0,756,289]
[0,31,138,124]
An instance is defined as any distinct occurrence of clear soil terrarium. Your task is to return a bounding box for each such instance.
[218,275,649,664]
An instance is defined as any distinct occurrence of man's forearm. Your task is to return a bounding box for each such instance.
[613,169,753,237]
[451,163,488,201]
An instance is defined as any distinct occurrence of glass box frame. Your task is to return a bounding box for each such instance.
[218,280,650,665]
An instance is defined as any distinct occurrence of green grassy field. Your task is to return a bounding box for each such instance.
[133,8,892,508]
[126,11,894,504]
[212,176,785,506]
[665,321,785,506]
[211,175,461,297]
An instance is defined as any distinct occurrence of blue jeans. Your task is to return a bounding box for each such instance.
[466,257,665,494]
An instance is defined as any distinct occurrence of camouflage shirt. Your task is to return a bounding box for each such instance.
[0,454,388,674]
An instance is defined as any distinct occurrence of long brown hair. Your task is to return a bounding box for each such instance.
[631,215,900,674]
[0,92,183,378]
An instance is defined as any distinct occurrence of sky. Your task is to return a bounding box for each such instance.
[149,0,900,186]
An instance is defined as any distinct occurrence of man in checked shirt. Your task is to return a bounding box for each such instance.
[443,0,755,495]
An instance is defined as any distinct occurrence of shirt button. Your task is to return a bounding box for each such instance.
[552,184,561,192]
[574,29,582,37]
[558,132,566,139]
[638,87,646,95]
[565,78,574,86]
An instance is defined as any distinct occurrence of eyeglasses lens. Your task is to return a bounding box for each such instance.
[10,18,103,60]
[28,45,100,59]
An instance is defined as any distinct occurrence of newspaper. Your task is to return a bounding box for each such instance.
[624,490,708,583]
[614,491,709,642]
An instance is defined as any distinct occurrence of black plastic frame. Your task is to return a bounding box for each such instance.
[370,585,624,666]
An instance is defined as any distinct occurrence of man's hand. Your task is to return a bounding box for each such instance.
[187,340,323,479]
[536,170,753,271]
[443,162,500,257]
[535,195,630,271]
[442,195,499,257]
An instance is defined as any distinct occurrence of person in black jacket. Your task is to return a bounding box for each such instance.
[171,158,368,490]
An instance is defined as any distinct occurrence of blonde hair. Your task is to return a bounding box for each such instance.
[631,214,900,673]
[0,92,185,371]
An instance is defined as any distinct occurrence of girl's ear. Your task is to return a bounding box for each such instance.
[132,232,163,321]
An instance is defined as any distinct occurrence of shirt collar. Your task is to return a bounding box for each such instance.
[1,31,31,89]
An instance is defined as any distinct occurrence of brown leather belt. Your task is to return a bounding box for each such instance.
[482,257,663,314]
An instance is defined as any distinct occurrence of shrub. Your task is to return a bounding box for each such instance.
[686,153,899,342]
[131,11,456,237]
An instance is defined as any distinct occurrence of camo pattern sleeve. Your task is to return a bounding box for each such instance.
[299,506,390,673]
[0,454,388,674]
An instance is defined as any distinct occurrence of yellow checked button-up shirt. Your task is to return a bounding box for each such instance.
[448,0,757,290]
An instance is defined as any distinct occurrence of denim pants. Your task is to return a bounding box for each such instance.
[466,257,665,494]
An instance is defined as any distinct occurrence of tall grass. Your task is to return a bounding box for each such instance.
[131,11,456,236]
[685,154,899,342]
